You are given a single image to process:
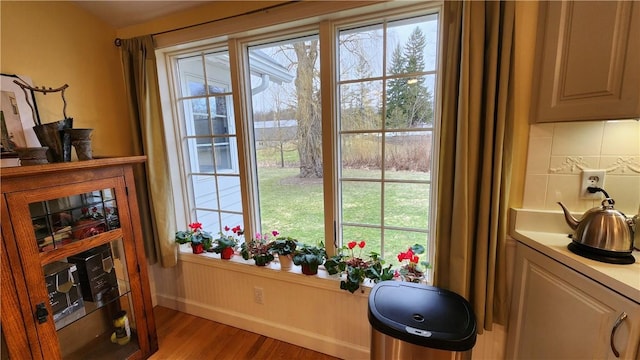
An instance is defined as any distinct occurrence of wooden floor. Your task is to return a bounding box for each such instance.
[149,306,341,360]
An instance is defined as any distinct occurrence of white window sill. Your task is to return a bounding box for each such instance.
[177,247,374,296]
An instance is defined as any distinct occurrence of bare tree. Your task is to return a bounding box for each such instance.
[293,40,323,178]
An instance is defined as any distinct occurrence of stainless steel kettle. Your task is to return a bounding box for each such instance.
[558,198,635,255]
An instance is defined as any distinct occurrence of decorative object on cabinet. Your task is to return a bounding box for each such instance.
[0,156,158,359]
[531,1,640,122]
[65,128,94,160]
[12,79,73,162]
[14,146,49,165]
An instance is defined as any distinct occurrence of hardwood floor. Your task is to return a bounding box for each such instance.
[149,306,342,360]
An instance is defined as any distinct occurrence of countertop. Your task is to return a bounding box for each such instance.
[509,208,640,304]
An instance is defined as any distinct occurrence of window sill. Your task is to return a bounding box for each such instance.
[177,248,373,296]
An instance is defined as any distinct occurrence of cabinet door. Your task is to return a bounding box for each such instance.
[5,177,152,359]
[531,0,640,122]
[507,244,640,359]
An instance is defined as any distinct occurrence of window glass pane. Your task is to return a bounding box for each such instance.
[204,52,232,93]
[218,176,242,212]
[342,226,381,253]
[384,131,432,181]
[339,24,383,81]
[178,56,205,96]
[386,74,435,129]
[193,175,218,209]
[341,181,381,224]
[339,80,383,131]
[188,138,214,173]
[341,133,381,179]
[383,229,428,266]
[386,15,439,74]
[248,35,325,244]
[383,182,429,229]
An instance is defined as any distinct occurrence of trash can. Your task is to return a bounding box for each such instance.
[368,281,477,360]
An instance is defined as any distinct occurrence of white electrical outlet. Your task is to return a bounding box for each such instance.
[580,169,606,199]
[253,287,264,304]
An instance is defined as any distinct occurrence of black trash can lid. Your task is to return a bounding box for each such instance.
[368,282,477,351]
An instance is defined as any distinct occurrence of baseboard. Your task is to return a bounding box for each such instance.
[155,293,370,359]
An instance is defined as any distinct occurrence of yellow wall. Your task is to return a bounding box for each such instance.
[1,1,133,156]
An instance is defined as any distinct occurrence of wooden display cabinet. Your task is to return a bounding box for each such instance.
[0,157,157,359]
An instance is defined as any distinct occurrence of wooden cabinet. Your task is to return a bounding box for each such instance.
[507,243,640,359]
[531,0,640,122]
[0,157,157,359]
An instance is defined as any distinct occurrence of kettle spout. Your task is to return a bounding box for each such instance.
[557,202,580,230]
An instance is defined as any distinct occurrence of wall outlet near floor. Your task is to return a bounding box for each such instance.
[580,169,607,199]
[253,287,264,304]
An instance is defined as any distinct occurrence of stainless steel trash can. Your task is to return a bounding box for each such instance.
[368,282,477,360]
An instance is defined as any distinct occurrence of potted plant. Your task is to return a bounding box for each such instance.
[240,230,278,266]
[212,225,242,260]
[325,241,394,293]
[395,244,431,283]
[292,242,327,275]
[175,222,213,254]
[270,237,298,271]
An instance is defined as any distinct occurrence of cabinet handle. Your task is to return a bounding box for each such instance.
[35,303,49,324]
[610,312,627,358]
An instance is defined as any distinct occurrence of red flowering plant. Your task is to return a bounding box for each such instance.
[394,244,431,283]
[212,225,243,259]
[175,222,214,254]
[325,241,394,293]
[240,229,278,266]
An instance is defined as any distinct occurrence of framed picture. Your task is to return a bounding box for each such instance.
[1,74,41,153]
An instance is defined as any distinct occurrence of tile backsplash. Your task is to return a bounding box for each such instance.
[523,119,640,215]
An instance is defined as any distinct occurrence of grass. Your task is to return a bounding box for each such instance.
[256,163,431,268]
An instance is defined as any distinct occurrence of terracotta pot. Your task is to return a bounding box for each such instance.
[192,243,204,254]
[301,263,318,275]
[221,247,234,260]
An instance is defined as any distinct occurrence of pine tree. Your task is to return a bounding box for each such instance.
[385,27,434,128]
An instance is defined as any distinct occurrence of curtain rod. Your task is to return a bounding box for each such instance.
[114,1,297,46]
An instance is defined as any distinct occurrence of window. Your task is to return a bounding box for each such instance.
[162,4,441,270]
[174,51,243,233]
[337,15,438,265]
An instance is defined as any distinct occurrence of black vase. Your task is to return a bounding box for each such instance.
[32,118,73,162]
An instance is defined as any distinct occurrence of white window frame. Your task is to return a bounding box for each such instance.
[157,1,443,264]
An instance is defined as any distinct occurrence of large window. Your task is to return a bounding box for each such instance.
[337,15,438,265]
[163,4,441,270]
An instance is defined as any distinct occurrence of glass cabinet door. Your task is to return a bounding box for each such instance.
[9,180,147,360]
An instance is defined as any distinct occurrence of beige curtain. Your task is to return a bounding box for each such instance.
[434,0,514,332]
[120,36,178,267]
